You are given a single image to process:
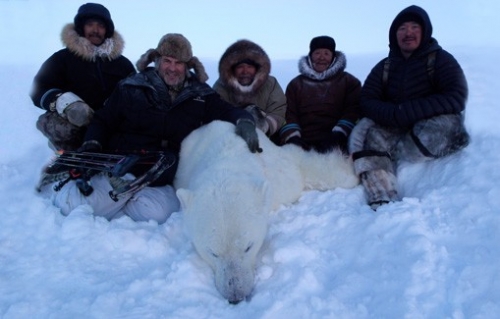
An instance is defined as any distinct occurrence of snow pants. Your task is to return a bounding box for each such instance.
[41,174,180,224]
[349,114,469,209]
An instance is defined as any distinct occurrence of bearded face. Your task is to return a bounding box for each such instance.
[83,18,107,46]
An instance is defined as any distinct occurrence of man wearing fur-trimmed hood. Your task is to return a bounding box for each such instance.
[213,40,287,140]
[30,2,135,151]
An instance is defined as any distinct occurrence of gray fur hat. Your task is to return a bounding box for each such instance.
[136,33,208,83]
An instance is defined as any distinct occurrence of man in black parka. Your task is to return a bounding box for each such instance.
[349,5,469,210]
[30,3,136,151]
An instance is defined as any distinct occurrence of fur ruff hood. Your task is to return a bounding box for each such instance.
[135,49,208,84]
[218,39,271,95]
[298,51,347,81]
[61,23,126,62]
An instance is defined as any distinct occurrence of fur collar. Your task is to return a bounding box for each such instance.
[298,51,347,81]
[61,23,125,62]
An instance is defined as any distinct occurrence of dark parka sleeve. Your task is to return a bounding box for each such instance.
[83,80,192,150]
[30,51,67,111]
[30,50,136,112]
[360,49,468,128]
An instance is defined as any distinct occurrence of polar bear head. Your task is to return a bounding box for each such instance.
[177,177,270,304]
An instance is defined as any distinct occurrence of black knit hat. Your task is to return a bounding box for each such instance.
[309,36,336,56]
[74,3,115,38]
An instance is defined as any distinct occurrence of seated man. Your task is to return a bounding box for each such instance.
[279,35,361,154]
[213,39,286,143]
[350,5,469,210]
[30,3,135,151]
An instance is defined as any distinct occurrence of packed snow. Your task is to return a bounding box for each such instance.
[0,44,499,319]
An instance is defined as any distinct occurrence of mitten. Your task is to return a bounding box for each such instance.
[326,131,348,153]
[244,104,269,133]
[55,92,94,127]
[77,140,102,153]
[235,119,262,153]
[285,136,311,151]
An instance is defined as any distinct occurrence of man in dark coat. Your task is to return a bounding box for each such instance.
[30,3,136,151]
[44,33,260,224]
[280,35,361,154]
[349,5,469,210]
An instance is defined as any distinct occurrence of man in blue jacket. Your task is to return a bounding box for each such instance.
[350,5,469,210]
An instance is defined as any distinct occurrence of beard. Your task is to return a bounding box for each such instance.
[162,71,186,87]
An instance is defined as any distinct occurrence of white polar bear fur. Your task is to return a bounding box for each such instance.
[174,121,359,303]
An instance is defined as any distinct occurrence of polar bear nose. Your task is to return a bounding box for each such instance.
[227,278,246,304]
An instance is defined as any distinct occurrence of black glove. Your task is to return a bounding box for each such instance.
[235,119,262,153]
[316,131,348,154]
[285,136,311,151]
[77,140,102,153]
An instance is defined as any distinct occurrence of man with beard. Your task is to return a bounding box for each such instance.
[213,39,287,143]
[42,33,261,224]
[349,5,469,210]
[30,3,135,151]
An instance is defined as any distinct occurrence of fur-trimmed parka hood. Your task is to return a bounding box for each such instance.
[298,51,347,81]
[217,39,271,95]
[61,23,126,62]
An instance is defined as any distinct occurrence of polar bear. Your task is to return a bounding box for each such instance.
[174,121,358,303]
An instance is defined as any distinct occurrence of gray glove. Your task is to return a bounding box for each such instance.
[55,92,94,127]
[235,119,262,153]
[244,105,269,133]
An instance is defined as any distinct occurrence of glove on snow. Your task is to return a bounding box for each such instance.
[55,92,94,127]
[235,119,262,153]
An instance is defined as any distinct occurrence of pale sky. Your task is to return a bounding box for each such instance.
[1,0,499,65]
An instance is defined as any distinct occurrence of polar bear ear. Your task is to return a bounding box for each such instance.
[176,188,192,212]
